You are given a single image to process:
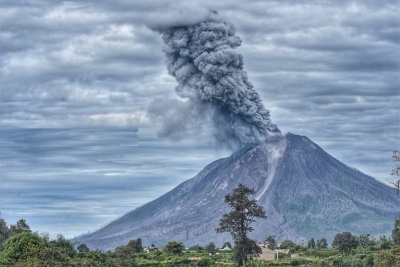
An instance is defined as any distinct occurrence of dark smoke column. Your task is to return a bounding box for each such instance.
[159,17,280,148]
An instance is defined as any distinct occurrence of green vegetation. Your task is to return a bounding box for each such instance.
[332,232,358,254]
[165,241,185,255]
[0,217,400,266]
[279,240,296,249]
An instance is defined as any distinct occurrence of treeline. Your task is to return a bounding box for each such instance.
[0,218,234,266]
[1,217,400,266]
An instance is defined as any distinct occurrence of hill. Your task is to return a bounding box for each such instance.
[74,133,400,250]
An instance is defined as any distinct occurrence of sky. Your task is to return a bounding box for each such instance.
[1,0,399,239]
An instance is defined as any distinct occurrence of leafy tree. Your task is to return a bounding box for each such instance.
[332,232,358,254]
[9,219,31,236]
[266,235,277,249]
[205,242,216,254]
[165,241,184,254]
[392,218,400,245]
[0,232,44,263]
[77,243,90,253]
[316,238,328,249]
[280,240,296,249]
[127,238,143,253]
[216,183,266,266]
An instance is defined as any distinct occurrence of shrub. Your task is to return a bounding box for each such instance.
[197,258,212,266]
[374,246,400,267]
[290,259,300,266]
[0,232,44,262]
[363,254,374,267]
[246,259,269,267]
[333,255,363,267]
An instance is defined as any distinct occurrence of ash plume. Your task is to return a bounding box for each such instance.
[151,13,280,148]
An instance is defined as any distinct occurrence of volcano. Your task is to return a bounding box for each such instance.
[75,133,400,250]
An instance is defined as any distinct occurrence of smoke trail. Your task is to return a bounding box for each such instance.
[151,14,280,148]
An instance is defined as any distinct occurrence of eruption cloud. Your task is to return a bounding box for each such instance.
[151,14,280,149]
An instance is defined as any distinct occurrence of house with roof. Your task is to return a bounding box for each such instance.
[143,244,158,253]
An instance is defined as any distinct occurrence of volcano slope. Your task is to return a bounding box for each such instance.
[75,133,400,251]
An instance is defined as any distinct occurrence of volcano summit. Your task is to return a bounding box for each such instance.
[75,133,399,251]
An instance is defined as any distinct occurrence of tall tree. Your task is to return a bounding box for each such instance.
[216,183,266,266]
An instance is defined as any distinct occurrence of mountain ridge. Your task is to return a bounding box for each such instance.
[74,133,399,250]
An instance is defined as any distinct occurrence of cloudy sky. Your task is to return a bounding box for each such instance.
[1,0,399,238]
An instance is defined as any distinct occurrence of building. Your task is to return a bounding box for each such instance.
[256,241,269,248]
[143,244,158,253]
